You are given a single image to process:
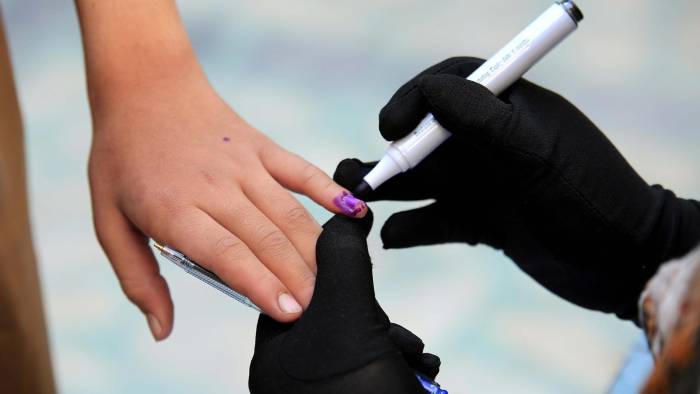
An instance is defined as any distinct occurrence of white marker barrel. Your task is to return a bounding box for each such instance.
[363,1,582,190]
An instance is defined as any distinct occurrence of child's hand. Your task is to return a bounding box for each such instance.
[88,72,366,340]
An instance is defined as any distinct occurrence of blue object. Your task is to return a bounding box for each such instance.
[607,332,654,394]
[416,373,448,394]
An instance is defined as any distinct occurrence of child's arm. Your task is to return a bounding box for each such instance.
[75,0,367,340]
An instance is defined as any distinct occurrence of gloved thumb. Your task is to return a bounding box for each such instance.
[279,211,396,380]
[314,211,375,308]
[418,74,513,146]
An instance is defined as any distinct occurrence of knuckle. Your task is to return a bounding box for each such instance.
[213,236,248,262]
[209,237,251,284]
[131,182,184,220]
[258,141,279,159]
[157,209,197,242]
[320,177,335,192]
[216,195,242,219]
[300,163,324,186]
[120,276,159,305]
[198,169,218,188]
[256,229,291,258]
[153,187,180,213]
[298,272,316,292]
[137,181,187,215]
[284,206,312,227]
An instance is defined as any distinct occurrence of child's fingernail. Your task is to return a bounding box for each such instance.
[278,292,303,314]
[146,313,163,341]
[333,191,368,218]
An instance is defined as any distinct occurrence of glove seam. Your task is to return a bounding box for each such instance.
[502,142,640,248]
[500,115,658,318]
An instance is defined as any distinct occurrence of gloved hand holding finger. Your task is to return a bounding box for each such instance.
[249,212,442,394]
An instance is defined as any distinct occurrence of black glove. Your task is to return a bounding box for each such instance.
[249,212,442,394]
[334,57,700,321]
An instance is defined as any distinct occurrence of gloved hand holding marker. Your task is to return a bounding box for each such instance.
[354,0,583,197]
[337,2,700,321]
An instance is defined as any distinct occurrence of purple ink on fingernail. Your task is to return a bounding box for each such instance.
[223,136,231,143]
[333,191,367,217]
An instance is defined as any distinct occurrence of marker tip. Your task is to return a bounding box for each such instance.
[352,180,373,200]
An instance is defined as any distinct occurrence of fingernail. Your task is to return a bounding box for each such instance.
[278,293,302,314]
[146,313,163,341]
[333,191,368,218]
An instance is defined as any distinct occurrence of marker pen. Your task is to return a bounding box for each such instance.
[355,0,583,197]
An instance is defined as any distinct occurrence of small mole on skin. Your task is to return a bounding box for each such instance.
[223,136,231,143]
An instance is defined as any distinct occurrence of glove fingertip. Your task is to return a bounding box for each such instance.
[378,89,429,142]
[380,221,411,250]
[321,210,374,238]
[380,210,434,249]
[419,353,441,379]
[333,158,371,189]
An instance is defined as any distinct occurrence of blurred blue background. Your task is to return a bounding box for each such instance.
[3,0,699,392]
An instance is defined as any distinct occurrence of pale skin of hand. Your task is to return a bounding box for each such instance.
[75,0,367,340]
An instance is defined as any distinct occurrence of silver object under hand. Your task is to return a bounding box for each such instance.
[153,242,261,312]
